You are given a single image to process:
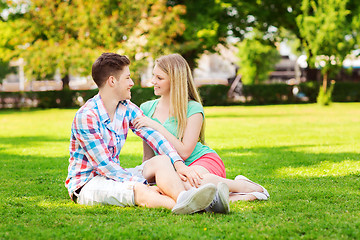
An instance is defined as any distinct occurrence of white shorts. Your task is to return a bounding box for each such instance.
[77,163,147,207]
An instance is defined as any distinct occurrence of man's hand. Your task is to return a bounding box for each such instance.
[173,161,203,187]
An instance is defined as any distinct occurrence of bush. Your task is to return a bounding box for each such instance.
[1,82,359,109]
[198,85,230,106]
[332,82,360,102]
[243,84,293,104]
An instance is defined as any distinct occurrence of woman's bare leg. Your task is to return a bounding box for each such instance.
[189,165,263,193]
[229,193,256,202]
[142,155,187,201]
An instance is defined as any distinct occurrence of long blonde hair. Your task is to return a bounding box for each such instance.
[155,54,205,143]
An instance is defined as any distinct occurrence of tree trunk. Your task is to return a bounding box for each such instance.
[62,74,70,90]
[323,72,328,93]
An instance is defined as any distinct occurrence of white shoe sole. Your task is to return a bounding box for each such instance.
[235,175,270,198]
[231,191,268,200]
[172,183,217,215]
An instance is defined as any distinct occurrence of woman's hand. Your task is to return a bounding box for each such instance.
[173,161,203,187]
[133,115,160,130]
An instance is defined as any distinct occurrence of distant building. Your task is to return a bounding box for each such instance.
[269,55,304,84]
[141,45,238,87]
[1,59,96,91]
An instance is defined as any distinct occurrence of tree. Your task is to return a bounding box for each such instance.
[236,34,280,85]
[167,0,233,70]
[296,0,360,104]
[0,0,185,88]
[227,0,360,81]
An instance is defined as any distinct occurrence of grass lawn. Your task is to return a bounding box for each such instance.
[0,103,359,239]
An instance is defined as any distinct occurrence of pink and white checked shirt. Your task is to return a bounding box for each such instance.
[65,94,183,197]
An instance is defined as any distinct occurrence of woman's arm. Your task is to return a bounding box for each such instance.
[142,140,155,162]
[133,113,203,160]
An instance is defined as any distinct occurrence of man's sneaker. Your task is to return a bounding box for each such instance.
[172,183,216,215]
[205,182,230,214]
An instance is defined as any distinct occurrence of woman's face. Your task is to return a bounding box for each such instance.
[151,65,171,96]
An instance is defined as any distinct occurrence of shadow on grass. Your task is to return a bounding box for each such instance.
[0,149,143,203]
[0,135,69,147]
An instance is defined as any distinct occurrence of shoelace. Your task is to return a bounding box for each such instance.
[208,194,219,208]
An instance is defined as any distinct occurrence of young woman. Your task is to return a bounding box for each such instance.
[133,53,269,202]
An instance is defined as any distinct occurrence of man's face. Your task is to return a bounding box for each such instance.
[115,66,134,100]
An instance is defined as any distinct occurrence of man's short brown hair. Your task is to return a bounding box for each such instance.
[92,53,130,88]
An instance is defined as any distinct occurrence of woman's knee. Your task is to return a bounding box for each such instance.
[144,155,172,172]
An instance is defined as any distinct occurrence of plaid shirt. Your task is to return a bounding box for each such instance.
[65,94,183,197]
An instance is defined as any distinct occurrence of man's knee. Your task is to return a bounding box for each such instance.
[133,183,147,206]
[133,183,157,207]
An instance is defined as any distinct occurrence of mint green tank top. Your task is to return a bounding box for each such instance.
[140,99,215,166]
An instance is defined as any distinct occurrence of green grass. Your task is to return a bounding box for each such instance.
[0,103,359,239]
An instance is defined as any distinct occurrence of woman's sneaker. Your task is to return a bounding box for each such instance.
[205,182,230,214]
[172,183,217,215]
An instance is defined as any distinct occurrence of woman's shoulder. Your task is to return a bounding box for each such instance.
[140,99,159,115]
[187,100,204,117]
[188,100,203,110]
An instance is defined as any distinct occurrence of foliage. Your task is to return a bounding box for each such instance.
[242,84,291,104]
[296,0,358,77]
[3,82,360,109]
[167,0,232,69]
[227,0,302,39]
[0,59,15,82]
[0,0,185,85]
[227,0,360,83]
[296,0,360,104]
[0,104,359,239]
[332,81,360,102]
[236,35,280,85]
[198,84,230,106]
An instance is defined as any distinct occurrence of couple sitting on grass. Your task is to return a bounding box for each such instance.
[65,52,269,215]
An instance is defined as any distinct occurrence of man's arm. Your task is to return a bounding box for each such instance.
[127,102,183,165]
[128,102,203,186]
[73,111,141,182]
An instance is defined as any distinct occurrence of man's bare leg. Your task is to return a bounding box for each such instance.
[134,183,175,209]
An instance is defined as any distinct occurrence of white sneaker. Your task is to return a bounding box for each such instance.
[205,182,230,214]
[235,175,270,198]
[172,183,216,215]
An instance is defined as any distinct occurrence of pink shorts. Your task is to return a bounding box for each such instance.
[189,153,226,178]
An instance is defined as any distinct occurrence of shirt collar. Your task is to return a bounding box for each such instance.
[94,94,129,124]
[94,94,110,124]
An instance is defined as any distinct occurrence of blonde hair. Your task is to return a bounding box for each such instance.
[155,54,205,143]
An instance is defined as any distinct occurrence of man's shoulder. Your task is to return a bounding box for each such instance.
[75,97,99,120]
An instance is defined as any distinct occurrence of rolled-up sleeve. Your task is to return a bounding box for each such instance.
[128,102,183,164]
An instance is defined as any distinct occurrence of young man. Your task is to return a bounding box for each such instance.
[65,52,218,214]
